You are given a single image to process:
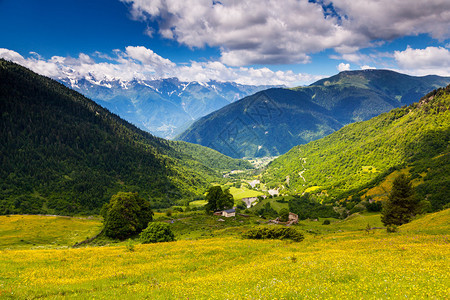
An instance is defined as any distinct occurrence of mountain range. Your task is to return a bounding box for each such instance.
[0,59,252,215]
[177,70,450,158]
[60,76,278,139]
[263,85,450,211]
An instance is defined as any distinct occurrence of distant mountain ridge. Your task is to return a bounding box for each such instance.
[59,76,279,139]
[177,69,450,158]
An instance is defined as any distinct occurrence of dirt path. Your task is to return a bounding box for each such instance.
[298,158,307,182]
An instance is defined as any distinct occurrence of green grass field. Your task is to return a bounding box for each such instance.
[249,196,292,212]
[0,210,448,298]
[0,215,102,249]
[228,186,264,200]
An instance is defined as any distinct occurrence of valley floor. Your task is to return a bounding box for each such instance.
[0,211,449,299]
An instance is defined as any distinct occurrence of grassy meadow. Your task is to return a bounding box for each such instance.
[0,215,102,249]
[228,186,264,200]
[0,210,448,299]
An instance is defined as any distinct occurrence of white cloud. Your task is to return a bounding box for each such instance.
[394,46,450,76]
[328,0,450,41]
[0,48,25,62]
[121,0,353,66]
[361,65,376,70]
[121,0,450,66]
[0,47,322,86]
[337,63,350,72]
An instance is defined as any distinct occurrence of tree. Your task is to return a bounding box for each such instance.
[205,186,234,213]
[381,174,419,226]
[140,222,175,243]
[279,208,290,222]
[103,192,153,239]
[218,188,234,210]
[257,202,278,219]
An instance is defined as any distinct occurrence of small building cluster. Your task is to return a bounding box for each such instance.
[269,212,299,226]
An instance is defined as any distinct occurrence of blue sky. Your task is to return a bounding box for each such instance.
[1,0,449,86]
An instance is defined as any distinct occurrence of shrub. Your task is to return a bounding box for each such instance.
[140,222,175,244]
[173,207,183,213]
[125,240,135,252]
[386,224,398,233]
[242,226,304,242]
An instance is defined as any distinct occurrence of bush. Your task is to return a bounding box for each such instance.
[125,240,135,252]
[140,222,175,243]
[322,219,330,225]
[172,207,183,213]
[242,226,304,242]
[386,224,398,233]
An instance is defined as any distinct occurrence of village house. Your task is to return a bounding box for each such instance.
[222,209,236,217]
[271,212,299,225]
[288,212,299,224]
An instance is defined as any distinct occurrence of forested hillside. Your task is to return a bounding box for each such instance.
[263,85,450,211]
[0,60,251,215]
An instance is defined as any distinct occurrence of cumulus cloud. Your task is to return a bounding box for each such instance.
[361,65,376,70]
[337,62,350,72]
[121,0,450,66]
[394,46,450,76]
[328,0,450,41]
[121,0,353,66]
[0,47,322,86]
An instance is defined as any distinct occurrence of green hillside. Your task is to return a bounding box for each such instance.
[178,70,450,158]
[0,60,250,215]
[169,141,253,172]
[263,85,450,211]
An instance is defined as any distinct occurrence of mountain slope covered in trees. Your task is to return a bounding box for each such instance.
[263,85,450,211]
[178,70,450,158]
[0,60,252,215]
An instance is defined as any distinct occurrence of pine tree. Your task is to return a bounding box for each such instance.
[381,174,419,226]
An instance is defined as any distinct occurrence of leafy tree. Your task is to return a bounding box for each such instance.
[236,201,246,210]
[103,192,153,240]
[205,186,234,212]
[381,174,420,226]
[289,194,339,220]
[218,189,234,210]
[257,202,278,219]
[140,222,175,243]
[279,208,290,222]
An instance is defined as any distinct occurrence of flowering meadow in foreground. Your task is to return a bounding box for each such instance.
[1,228,449,299]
